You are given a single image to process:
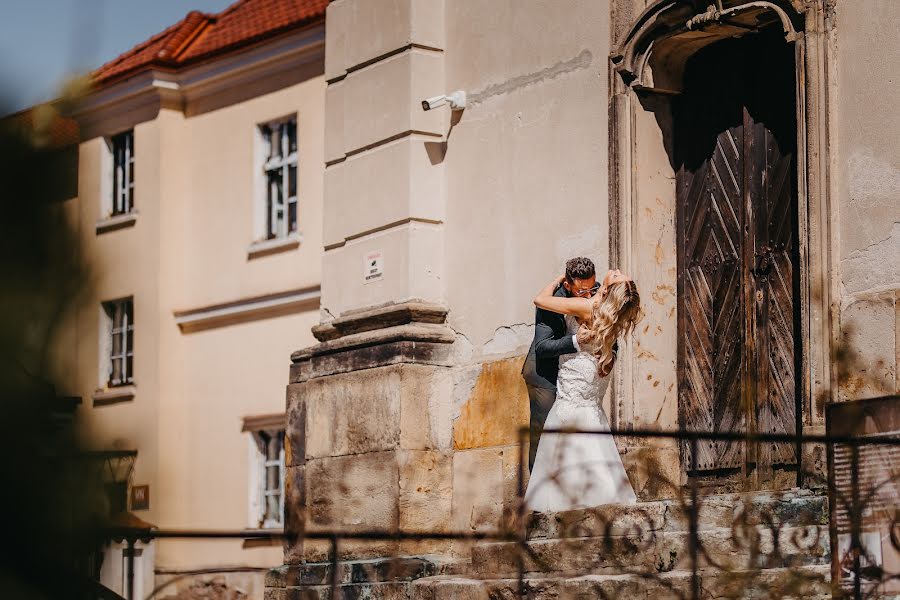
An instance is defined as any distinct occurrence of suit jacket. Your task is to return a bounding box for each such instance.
[521,284,576,390]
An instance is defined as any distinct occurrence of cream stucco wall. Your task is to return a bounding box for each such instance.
[66,59,325,593]
[443,0,611,357]
[834,0,900,399]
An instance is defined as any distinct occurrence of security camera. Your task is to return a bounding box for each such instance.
[421,90,466,111]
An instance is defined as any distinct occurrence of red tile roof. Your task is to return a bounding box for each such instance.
[93,0,327,86]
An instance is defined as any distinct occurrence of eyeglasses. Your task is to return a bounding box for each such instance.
[574,284,601,297]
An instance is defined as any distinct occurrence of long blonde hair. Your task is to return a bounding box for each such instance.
[581,280,642,376]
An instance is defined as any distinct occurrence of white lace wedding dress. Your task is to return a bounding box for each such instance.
[524,316,637,512]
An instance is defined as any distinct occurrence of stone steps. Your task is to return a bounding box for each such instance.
[266,490,833,599]
[526,488,828,540]
[469,489,830,578]
[265,555,465,594]
[269,565,833,600]
[472,524,830,577]
[410,565,833,600]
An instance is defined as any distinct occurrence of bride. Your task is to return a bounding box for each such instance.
[524,269,641,512]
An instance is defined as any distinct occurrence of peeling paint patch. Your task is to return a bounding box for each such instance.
[483,323,533,357]
[651,284,676,306]
[453,357,529,450]
[637,348,659,361]
[452,364,482,421]
[450,330,475,364]
[655,243,665,265]
[469,50,593,106]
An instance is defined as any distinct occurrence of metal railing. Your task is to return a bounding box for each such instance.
[104,415,900,599]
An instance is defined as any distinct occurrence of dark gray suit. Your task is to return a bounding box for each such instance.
[521,285,576,471]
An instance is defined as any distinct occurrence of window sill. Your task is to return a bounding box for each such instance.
[92,385,136,406]
[241,528,283,548]
[247,234,301,260]
[96,212,138,235]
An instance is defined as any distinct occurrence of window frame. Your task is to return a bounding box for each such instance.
[243,415,286,530]
[257,116,298,241]
[101,297,134,388]
[110,130,135,216]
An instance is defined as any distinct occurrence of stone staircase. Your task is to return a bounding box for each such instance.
[267,489,834,600]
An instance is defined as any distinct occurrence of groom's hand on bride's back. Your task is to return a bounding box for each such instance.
[576,325,591,347]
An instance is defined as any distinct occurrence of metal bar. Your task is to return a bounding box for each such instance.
[517,426,526,599]
[689,435,700,600]
[538,426,900,447]
[125,539,135,600]
[850,442,862,599]
[104,528,510,541]
[329,534,339,600]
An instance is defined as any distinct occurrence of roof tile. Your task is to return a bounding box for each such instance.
[93,0,327,86]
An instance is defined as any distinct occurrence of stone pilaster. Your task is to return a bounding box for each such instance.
[321,0,447,317]
[282,1,453,565]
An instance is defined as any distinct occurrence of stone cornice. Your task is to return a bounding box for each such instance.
[294,322,454,362]
[311,300,448,342]
[291,301,454,382]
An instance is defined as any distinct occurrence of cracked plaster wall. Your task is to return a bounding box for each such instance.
[442,0,610,357]
[434,2,614,524]
[835,0,900,398]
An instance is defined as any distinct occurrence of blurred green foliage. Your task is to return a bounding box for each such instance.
[0,90,110,598]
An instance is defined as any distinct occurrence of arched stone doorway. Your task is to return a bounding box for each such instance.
[608,0,835,493]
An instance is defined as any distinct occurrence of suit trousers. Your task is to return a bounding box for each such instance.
[526,383,557,472]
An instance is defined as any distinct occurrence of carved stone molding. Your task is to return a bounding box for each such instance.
[311,300,448,342]
[607,0,836,437]
[611,0,803,94]
[294,300,454,382]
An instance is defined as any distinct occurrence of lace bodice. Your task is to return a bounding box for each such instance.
[561,315,602,359]
[557,315,609,411]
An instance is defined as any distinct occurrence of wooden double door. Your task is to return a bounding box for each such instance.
[674,32,801,487]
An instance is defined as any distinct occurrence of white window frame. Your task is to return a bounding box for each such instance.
[100,298,134,388]
[246,426,285,529]
[255,116,298,241]
[109,130,134,216]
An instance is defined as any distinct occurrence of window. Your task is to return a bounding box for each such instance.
[111,130,134,215]
[259,117,298,239]
[244,415,286,529]
[102,298,134,387]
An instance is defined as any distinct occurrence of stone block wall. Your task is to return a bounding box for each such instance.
[283,299,534,562]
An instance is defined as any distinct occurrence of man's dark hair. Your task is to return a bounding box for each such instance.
[565,257,596,282]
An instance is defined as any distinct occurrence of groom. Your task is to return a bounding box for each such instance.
[521,257,598,471]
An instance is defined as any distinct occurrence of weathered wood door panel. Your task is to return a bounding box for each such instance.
[674,33,800,484]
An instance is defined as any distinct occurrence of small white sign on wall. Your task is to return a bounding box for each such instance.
[364,249,384,283]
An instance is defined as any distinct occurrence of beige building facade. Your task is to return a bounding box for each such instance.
[53,3,327,597]
[279,0,900,584]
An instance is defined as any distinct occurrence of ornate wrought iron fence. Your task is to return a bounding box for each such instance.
[105,416,900,600]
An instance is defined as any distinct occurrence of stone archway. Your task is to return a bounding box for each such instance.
[607,0,835,491]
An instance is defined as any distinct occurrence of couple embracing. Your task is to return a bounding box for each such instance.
[521,257,642,513]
